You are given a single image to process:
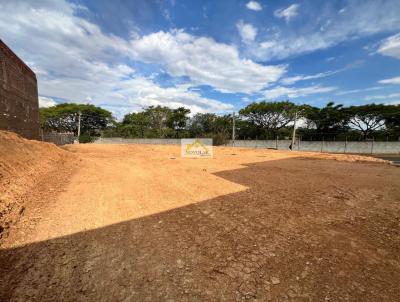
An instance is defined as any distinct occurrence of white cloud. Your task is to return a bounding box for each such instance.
[262,85,336,99]
[335,86,382,96]
[274,4,300,22]
[39,74,234,118]
[0,0,284,118]
[253,1,400,61]
[116,79,233,114]
[236,20,258,43]
[246,1,262,11]
[364,92,400,101]
[241,96,252,103]
[385,100,400,105]
[379,76,400,85]
[0,0,132,79]
[281,60,364,85]
[128,30,285,93]
[377,33,400,59]
[281,70,340,85]
[39,96,57,108]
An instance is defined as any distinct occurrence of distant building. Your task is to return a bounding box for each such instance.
[0,39,39,139]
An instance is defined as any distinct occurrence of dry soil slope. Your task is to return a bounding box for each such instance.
[0,131,73,240]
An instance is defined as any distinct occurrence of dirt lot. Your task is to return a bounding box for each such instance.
[1,132,400,301]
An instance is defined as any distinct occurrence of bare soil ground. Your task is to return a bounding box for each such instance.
[0,131,76,240]
[1,132,399,301]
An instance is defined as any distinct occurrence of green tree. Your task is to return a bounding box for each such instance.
[144,106,173,138]
[39,103,114,136]
[167,107,191,138]
[346,104,388,139]
[187,113,233,144]
[384,104,400,139]
[121,111,150,138]
[303,102,349,139]
[208,114,233,145]
[239,101,298,138]
[189,113,222,137]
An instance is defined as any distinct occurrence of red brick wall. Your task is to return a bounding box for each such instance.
[0,40,39,139]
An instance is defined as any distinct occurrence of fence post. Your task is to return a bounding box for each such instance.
[371,137,374,154]
[321,136,324,153]
[77,111,81,139]
[344,136,347,153]
[232,112,235,148]
[275,136,278,150]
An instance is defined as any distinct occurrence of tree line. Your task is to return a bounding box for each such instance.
[39,101,400,143]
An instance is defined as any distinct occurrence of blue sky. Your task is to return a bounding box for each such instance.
[1,0,400,119]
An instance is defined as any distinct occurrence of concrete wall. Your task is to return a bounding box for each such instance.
[95,137,181,145]
[40,131,75,146]
[230,140,400,154]
[95,137,400,154]
[0,40,39,140]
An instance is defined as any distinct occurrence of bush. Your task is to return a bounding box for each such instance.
[210,133,229,146]
[79,134,95,143]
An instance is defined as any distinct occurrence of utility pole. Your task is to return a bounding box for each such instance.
[77,111,81,139]
[290,110,299,151]
[232,112,236,147]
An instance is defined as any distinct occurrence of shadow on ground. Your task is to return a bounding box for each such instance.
[1,158,399,301]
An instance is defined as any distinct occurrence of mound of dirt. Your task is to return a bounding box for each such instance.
[0,131,74,240]
[301,151,390,164]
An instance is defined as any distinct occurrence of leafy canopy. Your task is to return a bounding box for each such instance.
[40,103,114,135]
[239,101,298,130]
